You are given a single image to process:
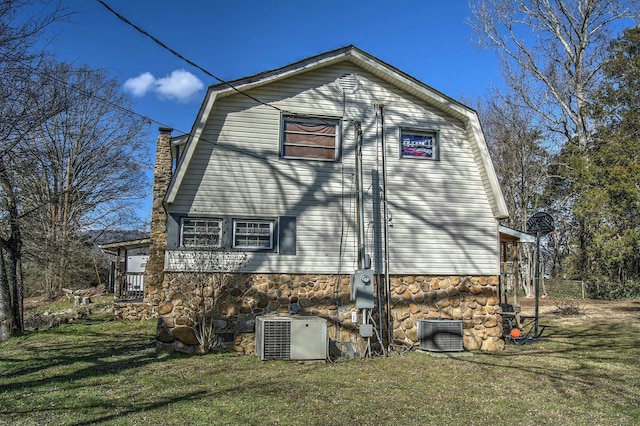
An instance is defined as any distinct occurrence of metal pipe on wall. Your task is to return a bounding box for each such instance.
[379,104,392,350]
[354,121,367,270]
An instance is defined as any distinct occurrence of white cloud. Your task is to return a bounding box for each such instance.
[123,72,155,97]
[123,69,204,102]
[155,69,204,102]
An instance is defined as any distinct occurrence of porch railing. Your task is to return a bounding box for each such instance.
[118,272,145,301]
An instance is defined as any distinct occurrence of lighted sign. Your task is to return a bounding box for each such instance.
[401,133,436,159]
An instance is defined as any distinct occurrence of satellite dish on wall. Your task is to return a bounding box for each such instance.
[335,73,359,94]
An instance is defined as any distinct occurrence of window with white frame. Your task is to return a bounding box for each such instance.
[400,129,439,160]
[233,219,274,249]
[282,116,339,161]
[180,218,222,248]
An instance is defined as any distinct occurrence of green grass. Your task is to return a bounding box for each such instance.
[1,302,640,425]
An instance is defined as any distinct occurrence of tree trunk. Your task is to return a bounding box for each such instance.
[8,241,23,333]
[0,156,24,333]
[0,247,12,342]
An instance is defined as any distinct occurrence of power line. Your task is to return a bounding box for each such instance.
[93,0,350,166]
[96,0,286,113]
[1,49,174,129]
[1,50,352,176]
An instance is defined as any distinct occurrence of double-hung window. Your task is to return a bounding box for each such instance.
[282,116,338,161]
[233,219,274,249]
[180,218,222,248]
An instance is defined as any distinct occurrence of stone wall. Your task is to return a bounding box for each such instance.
[143,128,505,354]
[150,272,504,354]
[144,128,172,304]
[388,275,504,351]
[114,302,154,321]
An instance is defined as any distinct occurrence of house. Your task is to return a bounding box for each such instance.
[145,45,509,354]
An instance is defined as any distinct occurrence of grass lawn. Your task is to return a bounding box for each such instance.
[1,299,639,425]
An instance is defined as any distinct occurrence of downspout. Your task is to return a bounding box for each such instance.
[354,122,367,269]
[373,107,385,354]
[355,121,371,357]
[379,104,392,349]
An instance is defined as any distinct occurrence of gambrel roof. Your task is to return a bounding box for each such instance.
[165,45,508,220]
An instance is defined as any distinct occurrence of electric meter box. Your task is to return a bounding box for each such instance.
[350,269,374,309]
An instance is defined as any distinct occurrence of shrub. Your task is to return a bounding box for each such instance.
[586,280,640,300]
[551,298,584,316]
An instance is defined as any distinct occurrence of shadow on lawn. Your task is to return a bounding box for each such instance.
[0,322,158,393]
[0,321,213,424]
[615,302,640,313]
[453,320,640,405]
[67,390,209,426]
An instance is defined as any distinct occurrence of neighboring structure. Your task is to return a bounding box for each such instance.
[146,45,510,354]
[99,238,154,320]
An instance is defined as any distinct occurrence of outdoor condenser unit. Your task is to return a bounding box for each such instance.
[255,316,328,361]
[417,319,464,352]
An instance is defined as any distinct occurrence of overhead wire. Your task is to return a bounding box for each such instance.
[0,50,174,130]
[96,0,287,113]
[3,1,342,174]
[95,0,341,128]
[0,50,341,176]
[6,4,370,338]
[5,3,366,178]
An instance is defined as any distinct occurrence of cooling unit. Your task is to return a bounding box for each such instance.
[417,319,464,352]
[255,316,328,361]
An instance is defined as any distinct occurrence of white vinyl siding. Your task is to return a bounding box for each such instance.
[168,62,498,275]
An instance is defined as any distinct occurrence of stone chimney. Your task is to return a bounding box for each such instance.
[145,127,173,305]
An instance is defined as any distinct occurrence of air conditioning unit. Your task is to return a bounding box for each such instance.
[417,319,464,352]
[255,316,328,361]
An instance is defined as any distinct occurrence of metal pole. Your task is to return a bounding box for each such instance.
[379,105,392,349]
[354,122,366,269]
[372,170,385,350]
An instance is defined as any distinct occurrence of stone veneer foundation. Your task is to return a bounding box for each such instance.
[144,129,505,355]
[114,302,153,321]
[149,272,504,354]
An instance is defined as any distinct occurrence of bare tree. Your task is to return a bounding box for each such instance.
[480,91,549,230]
[169,248,248,352]
[18,61,150,297]
[0,1,147,340]
[480,91,550,296]
[470,0,639,150]
[0,0,69,338]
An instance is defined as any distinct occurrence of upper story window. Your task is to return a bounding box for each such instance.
[400,129,439,160]
[233,219,274,250]
[180,218,222,248]
[282,116,339,161]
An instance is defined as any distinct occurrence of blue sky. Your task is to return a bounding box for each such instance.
[34,0,503,225]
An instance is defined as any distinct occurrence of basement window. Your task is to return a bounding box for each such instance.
[180,218,222,248]
[232,219,275,250]
[400,129,439,160]
[282,116,339,161]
